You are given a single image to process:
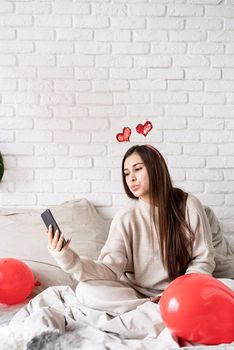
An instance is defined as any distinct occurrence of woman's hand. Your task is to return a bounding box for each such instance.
[47,225,69,252]
[150,295,161,304]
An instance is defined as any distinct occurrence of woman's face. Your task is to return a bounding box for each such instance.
[123,152,150,203]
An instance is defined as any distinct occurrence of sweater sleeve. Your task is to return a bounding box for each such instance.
[48,211,129,282]
[185,196,216,275]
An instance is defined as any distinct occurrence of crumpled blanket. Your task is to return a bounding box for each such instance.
[0,285,233,350]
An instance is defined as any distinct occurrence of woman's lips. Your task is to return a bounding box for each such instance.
[131,185,139,192]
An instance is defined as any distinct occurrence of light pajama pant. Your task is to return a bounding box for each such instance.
[75,277,234,315]
[76,279,150,315]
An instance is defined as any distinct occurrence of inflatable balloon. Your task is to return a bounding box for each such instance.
[0,258,34,305]
[160,273,234,345]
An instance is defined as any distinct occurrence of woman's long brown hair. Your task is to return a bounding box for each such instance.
[122,145,194,280]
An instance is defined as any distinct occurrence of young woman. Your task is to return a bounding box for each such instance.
[48,144,234,315]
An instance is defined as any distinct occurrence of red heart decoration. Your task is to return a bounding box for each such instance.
[116,127,131,142]
[136,121,153,137]
[160,273,234,345]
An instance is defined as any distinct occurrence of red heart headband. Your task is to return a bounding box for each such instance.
[116,121,153,142]
[145,144,161,158]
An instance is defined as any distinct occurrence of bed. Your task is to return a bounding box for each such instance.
[0,198,233,350]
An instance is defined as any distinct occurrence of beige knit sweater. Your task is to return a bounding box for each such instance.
[49,194,234,296]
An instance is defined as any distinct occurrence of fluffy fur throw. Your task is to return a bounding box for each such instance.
[27,330,83,350]
[26,329,114,350]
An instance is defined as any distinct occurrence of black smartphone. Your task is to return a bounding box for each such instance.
[41,209,62,238]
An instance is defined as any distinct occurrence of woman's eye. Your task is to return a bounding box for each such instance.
[135,167,142,171]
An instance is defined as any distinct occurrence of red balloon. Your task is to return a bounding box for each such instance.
[0,258,34,305]
[160,273,234,345]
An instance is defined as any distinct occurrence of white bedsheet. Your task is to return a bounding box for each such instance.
[0,285,233,350]
[0,300,29,327]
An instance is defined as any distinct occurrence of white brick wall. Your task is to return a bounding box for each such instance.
[0,0,234,241]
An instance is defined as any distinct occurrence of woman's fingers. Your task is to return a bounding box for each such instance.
[47,225,69,252]
[150,296,161,303]
[56,234,65,252]
[47,226,61,250]
[51,229,60,250]
[48,225,54,245]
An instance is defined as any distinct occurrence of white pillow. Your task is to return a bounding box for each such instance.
[0,198,108,294]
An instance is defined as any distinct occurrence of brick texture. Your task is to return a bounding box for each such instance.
[0,0,233,240]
